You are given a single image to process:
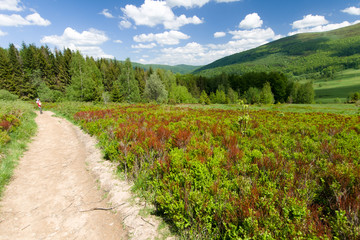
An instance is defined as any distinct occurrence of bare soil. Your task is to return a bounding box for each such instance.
[0,111,167,240]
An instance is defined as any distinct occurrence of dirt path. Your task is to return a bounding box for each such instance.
[0,111,167,240]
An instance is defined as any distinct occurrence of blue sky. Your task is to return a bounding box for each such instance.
[1,0,360,66]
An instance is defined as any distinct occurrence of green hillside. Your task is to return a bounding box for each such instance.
[194,23,360,79]
[128,62,201,74]
[314,68,360,103]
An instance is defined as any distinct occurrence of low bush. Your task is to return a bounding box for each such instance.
[53,103,360,239]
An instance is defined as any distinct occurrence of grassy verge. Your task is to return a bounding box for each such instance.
[0,101,37,197]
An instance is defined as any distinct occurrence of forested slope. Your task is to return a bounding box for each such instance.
[194,23,360,79]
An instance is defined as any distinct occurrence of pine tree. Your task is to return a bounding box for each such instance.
[119,58,140,103]
[86,56,104,101]
[0,48,15,92]
[67,51,97,101]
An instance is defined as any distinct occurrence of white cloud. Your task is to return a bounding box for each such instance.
[25,12,51,26]
[119,20,132,29]
[100,9,114,18]
[166,0,241,8]
[288,20,360,35]
[141,23,283,65]
[239,13,263,29]
[40,27,113,59]
[134,30,190,45]
[114,39,123,43]
[122,0,203,30]
[342,6,360,15]
[166,0,210,8]
[164,15,202,30]
[214,31,226,38]
[0,12,50,26]
[229,27,280,40]
[292,14,328,29]
[216,0,242,2]
[0,0,23,11]
[131,43,157,49]
[0,29,8,36]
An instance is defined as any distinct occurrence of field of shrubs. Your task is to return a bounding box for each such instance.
[52,102,360,239]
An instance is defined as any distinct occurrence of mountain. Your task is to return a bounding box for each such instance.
[126,62,201,74]
[193,23,360,78]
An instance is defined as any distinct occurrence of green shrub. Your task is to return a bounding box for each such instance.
[0,89,19,101]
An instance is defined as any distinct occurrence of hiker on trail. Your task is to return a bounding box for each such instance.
[36,98,42,114]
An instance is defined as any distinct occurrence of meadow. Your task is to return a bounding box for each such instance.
[314,69,360,103]
[48,101,360,239]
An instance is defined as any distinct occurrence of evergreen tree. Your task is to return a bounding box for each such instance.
[67,51,97,101]
[135,66,146,95]
[86,56,104,101]
[111,79,123,102]
[9,43,35,99]
[118,58,141,102]
[0,48,15,92]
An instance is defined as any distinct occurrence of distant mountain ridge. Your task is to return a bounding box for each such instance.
[193,23,360,78]
[123,62,201,74]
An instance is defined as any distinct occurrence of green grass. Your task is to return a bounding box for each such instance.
[0,101,37,197]
[252,103,359,115]
[179,103,359,115]
[314,69,360,103]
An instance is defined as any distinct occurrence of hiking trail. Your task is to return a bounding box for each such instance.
[0,111,166,240]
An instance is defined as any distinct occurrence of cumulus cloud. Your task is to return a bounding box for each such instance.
[0,12,50,26]
[137,12,282,65]
[166,0,210,8]
[131,43,157,49]
[25,12,51,26]
[114,39,123,43]
[40,27,113,58]
[0,0,23,11]
[0,29,8,36]
[122,0,203,30]
[139,27,281,66]
[289,14,360,35]
[292,14,328,29]
[134,30,190,45]
[288,20,360,35]
[214,31,226,38]
[166,0,241,8]
[239,13,263,29]
[229,27,280,40]
[342,6,360,15]
[119,20,132,29]
[100,9,114,18]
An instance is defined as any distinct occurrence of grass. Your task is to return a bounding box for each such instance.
[179,103,360,115]
[0,101,37,197]
[314,68,360,103]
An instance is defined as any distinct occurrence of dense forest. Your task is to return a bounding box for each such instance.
[0,43,314,104]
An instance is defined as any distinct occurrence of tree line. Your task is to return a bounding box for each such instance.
[0,43,314,104]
